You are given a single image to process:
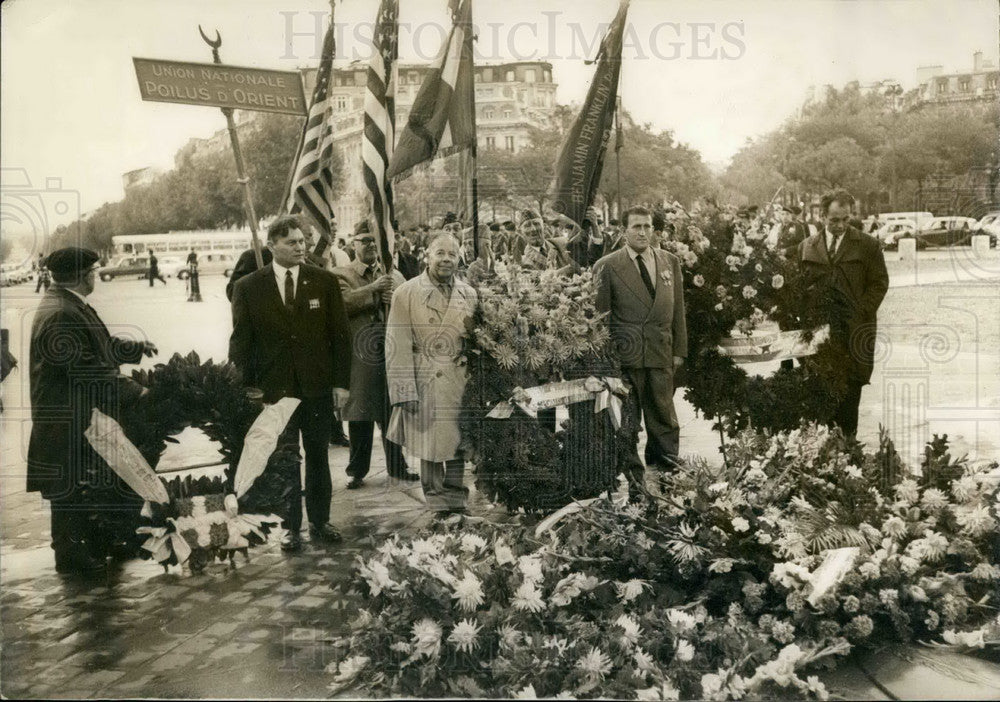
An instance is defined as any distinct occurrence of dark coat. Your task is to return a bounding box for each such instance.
[27,288,146,498]
[594,246,688,370]
[229,263,352,403]
[226,247,273,301]
[331,260,405,421]
[797,227,889,385]
[395,251,422,281]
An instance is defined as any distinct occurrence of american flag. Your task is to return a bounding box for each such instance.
[362,0,399,272]
[287,23,337,241]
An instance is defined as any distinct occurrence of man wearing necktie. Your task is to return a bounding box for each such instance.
[27,247,158,573]
[797,190,889,440]
[229,215,353,552]
[594,206,688,483]
[332,222,418,489]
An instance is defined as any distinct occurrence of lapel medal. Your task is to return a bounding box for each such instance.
[309,299,320,310]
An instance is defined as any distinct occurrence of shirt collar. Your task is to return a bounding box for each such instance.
[272,260,300,281]
[628,245,653,264]
[63,287,89,305]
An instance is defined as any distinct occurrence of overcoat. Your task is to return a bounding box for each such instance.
[797,227,889,385]
[229,263,352,403]
[27,287,146,498]
[593,246,688,369]
[385,272,477,462]
[331,259,406,421]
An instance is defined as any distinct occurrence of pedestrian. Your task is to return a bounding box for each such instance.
[228,214,353,552]
[226,245,273,302]
[35,255,51,293]
[796,190,888,441]
[147,251,166,286]
[332,221,419,489]
[186,248,199,267]
[27,247,158,573]
[386,234,477,515]
[594,205,688,481]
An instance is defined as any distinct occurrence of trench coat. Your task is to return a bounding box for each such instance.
[797,227,889,385]
[27,287,146,499]
[385,272,477,462]
[331,259,406,422]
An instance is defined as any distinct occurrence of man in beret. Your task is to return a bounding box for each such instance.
[331,221,418,489]
[28,247,158,573]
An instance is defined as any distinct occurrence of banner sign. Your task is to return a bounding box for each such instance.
[718,325,830,364]
[487,376,629,429]
[85,407,170,504]
[133,58,307,116]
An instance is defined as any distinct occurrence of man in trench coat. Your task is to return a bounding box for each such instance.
[385,234,477,514]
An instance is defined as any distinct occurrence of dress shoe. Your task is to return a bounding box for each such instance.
[346,477,365,490]
[55,552,106,574]
[309,523,343,543]
[329,434,351,447]
[280,532,302,552]
[391,471,420,482]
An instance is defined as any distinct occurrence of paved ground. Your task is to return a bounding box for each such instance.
[1,255,998,698]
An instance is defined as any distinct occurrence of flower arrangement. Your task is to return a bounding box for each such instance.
[661,211,846,434]
[325,425,999,699]
[459,264,638,511]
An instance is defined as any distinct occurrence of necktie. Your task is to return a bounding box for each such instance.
[284,270,295,314]
[829,233,842,258]
[636,256,656,298]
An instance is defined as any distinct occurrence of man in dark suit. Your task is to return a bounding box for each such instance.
[147,251,167,286]
[797,190,888,440]
[332,222,418,488]
[229,214,353,552]
[594,206,688,478]
[28,247,158,573]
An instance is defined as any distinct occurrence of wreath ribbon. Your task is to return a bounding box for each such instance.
[487,376,629,429]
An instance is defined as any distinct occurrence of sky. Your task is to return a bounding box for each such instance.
[1,0,997,235]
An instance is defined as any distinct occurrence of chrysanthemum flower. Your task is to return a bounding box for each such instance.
[511,582,545,612]
[616,579,651,602]
[615,614,642,646]
[575,646,612,680]
[675,639,695,662]
[410,618,443,658]
[451,571,485,612]
[448,618,482,654]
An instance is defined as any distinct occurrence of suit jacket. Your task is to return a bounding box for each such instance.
[27,287,146,498]
[594,246,688,369]
[331,260,406,421]
[385,272,477,461]
[229,263,352,403]
[797,226,889,384]
[226,247,273,302]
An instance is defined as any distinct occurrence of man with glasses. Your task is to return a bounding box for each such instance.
[27,247,158,573]
[332,221,419,489]
[797,190,889,440]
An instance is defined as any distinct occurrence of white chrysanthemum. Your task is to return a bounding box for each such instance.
[518,555,545,583]
[498,623,522,650]
[448,618,482,654]
[701,672,725,699]
[494,540,516,565]
[575,646,612,680]
[460,533,487,553]
[331,655,369,684]
[771,274,785,289]
[512,581,545,612]
[633,647,656,674]
[894,479,920,505]
[451,571,485,612]
[410,618,443,658]
[675,639,695,662]
[693,274,705,287]
[951,475,979,502]
[881,515,907,539]
[666,608,697,632]
[513,683,538,699]
[357,558,395,597]
[954,504,995,537]
[731,516,750,532]
[920,488,950,511]
[636,680,681,701]
[615,613,642,646]
[616,579,651,602]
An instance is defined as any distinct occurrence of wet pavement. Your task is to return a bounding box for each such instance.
[2,270,999,698]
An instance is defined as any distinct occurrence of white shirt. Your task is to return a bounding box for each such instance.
[331,247,351,268]
[825,228,843,256]
[628,245,656,283]
[271,261,300,305]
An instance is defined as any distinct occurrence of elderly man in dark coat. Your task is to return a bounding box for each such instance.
[28,247,158,573]
[332,222,419,489]
[797,190,889,439]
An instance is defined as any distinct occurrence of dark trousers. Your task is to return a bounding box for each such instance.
[277,396,333,533]
[833,382,864,438]
[623,366,680,472]
[50,496,101,564]
[346,420,409,479]
[148,271,166,286]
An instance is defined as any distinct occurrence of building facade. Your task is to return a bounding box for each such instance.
[915,51,999,107]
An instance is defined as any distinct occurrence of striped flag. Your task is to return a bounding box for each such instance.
[548,0,630,225]
[287,23,338,242]
[386,0,475,180]
[363,0,399,271]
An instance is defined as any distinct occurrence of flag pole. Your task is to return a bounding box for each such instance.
[466,0,481,259]
[615,96,623,220]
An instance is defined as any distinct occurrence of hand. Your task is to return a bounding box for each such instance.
[673,356,684,371]
[332,388,350,409]
[397,400,419,415]
[380,289,394,306]
[370,274,395,294]
[141,342,158,357]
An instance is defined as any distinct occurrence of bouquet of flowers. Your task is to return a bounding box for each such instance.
[325,425,999,700]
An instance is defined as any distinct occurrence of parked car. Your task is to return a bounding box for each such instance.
[974,211,1000,241]
[0,263,35,286]
[918,216,979,233]
[162,252,237,279]
[98,255,183,281]
[876,221,917,247]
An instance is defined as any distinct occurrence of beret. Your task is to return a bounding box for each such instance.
[352,219,372,237]
[46,247,99,279]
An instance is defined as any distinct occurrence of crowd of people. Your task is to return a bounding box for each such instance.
[26,188,887,571]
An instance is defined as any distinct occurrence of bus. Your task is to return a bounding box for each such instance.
[111,231,253,257]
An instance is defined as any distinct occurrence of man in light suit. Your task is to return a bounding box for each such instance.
[385,234,477,515]
[229,214,353,552]
[594,205,688,478]
[797,190,888,440]
[332,222,419,489]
